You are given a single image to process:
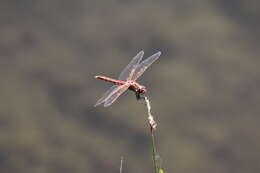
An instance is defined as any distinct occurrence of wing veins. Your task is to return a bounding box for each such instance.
[118,51,144,81]
[131,51,161,81]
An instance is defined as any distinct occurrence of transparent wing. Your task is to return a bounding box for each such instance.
[94,85,120,107]
[118,51,144,81]
[131,51,161,81]
[104,84,130,107]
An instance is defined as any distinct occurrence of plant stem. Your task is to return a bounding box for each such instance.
[151,127,158,173]
[119,156,123,173]
[143,96,158,173]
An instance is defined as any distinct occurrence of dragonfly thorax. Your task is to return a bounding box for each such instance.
[128,81,147,94]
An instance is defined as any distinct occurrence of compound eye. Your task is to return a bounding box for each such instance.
[140,87,147,94]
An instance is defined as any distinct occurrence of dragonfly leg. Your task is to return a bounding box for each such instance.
[135,91,140,100]
[135,92,145,100]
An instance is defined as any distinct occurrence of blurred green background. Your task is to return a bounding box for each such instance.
[1,1,260,173]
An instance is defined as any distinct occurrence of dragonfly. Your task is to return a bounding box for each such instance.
[94,51,161,107]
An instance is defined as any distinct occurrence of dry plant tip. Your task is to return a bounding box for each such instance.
[143,96,157,130]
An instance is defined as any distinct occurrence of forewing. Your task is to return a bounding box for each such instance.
[104,84,130,107]
[131,51,161,81]
[118,51,144,81]
[94,85,121,107]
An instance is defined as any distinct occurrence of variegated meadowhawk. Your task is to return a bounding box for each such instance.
[94,51,161,107]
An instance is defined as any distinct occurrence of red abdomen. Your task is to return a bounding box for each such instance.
[95,76,126,85]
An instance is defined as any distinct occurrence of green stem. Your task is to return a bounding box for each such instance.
[151,127,158,173]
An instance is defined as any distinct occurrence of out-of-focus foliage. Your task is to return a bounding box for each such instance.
[0,1,259,173]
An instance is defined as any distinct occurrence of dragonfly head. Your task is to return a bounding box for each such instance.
[138,85,147,94]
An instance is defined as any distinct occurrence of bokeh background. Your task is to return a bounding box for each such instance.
[1,1,260,173]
